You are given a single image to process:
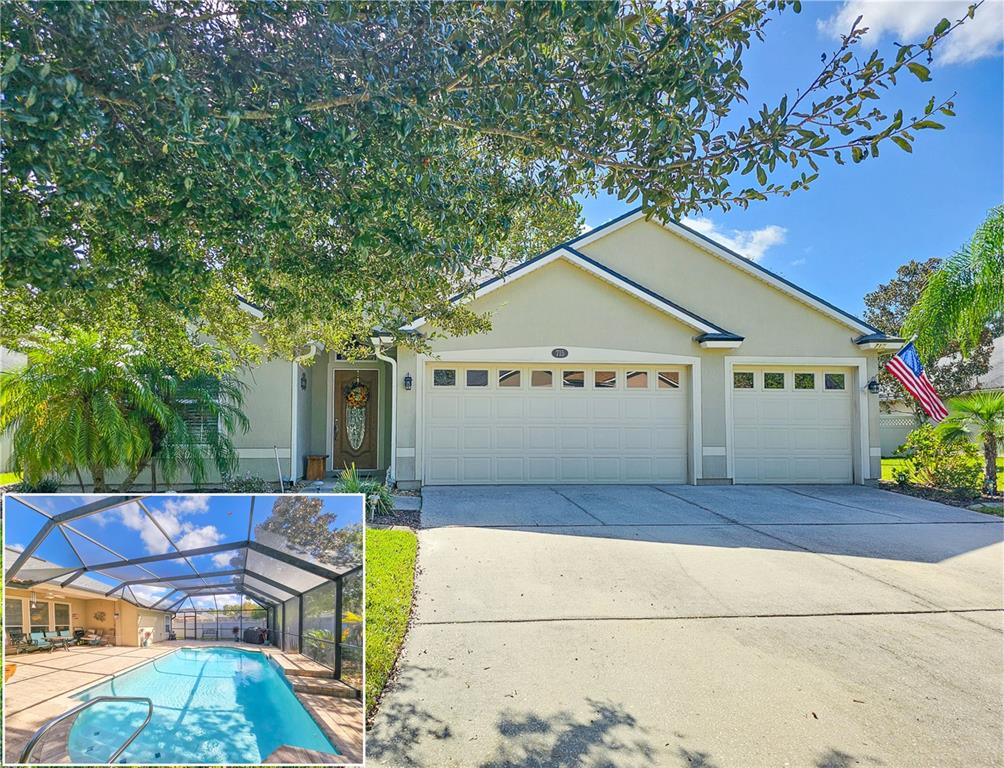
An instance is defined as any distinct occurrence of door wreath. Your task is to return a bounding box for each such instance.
[344,381,369,451]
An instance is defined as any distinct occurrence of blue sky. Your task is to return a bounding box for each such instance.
[4,494,364,607]
[577,0,1003,316]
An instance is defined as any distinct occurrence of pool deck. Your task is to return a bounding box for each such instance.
[2,641,363,765]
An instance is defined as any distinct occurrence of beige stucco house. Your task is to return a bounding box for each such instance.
[8,210,900,488]
[218,209,903,488]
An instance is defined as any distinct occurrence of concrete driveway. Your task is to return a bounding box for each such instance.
[368,485,1004,768]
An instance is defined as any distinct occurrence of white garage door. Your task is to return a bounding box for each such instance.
[732,366,854,483]
[423,364,689,484]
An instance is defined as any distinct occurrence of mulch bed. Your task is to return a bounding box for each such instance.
[368,509,421,530]
[876,480,1003,513]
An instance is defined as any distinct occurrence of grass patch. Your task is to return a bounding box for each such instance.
[365,527,418,718]
[881,457,1004,491]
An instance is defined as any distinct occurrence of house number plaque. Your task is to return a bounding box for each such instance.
[551,348,569,358]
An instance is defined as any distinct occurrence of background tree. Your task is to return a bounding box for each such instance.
[1,1,978,372]
[904,205,1004,360]
[863,258,998,412]
[0,329,247,490]
[257,496,363,569]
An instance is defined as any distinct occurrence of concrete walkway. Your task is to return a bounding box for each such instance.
[368,485,1004,768]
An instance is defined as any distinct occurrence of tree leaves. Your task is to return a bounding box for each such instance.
[0,0,973,367]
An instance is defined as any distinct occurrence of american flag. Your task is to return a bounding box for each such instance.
[885,341,948,422]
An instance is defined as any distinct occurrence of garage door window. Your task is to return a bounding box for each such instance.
[562,371,584,388]
[531,370,553,388]
[466,369,489,387]
[733,371,754,389]
[764,372,785,390]
[825,373,845,390]
[794,372,816,390]
[499,369,521,387]
[626,370,648,388]
[594,371,616,389]
[433,369,456,387]
[658,371,680,389]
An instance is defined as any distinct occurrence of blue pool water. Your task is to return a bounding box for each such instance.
[68,647,338,764]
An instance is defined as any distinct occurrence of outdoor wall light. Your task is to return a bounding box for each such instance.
[867,377,880,394]
[404,373,413,390]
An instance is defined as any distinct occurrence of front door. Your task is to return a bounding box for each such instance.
[333,369,379,471]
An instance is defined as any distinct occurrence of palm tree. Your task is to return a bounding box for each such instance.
[904,205,1003,359]
[937,391,1004,496]
[119,368,249,491]
[0,330,248,491]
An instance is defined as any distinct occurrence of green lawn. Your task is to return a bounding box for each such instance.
[365,527,418,718]
[881,457,1004,491]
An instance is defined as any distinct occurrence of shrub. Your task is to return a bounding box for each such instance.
[892,467,912,487]
[11,477,62,493]
[334,464,394,515]
[900,424,983,497]
[224,472,273,493]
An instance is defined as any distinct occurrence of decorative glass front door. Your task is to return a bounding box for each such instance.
[332,369,379,470]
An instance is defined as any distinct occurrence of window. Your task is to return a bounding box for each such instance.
[794,372,816,390]
[562,371,584,388]
[178,376,220,444]
[825,373,846,391]
[764,372,785,390]
[531,370,553,387]
[54,603,70,632]
[466,369,488,387]
[433,369,456,387]
[594,371,616,389]
[29,600,49,634]
[626,370,648,388]
[498,369,521,387]
[165,615,171,634]
[5,598,23,637]
[733,371,754,389]
[658,371,680,389]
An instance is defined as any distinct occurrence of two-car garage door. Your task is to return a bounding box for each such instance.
[420,363,856,485]
[424,364,689,484]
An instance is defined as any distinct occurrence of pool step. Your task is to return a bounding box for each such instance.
[286,674,357,697]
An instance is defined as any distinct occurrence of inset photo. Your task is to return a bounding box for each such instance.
[2,493,363,766]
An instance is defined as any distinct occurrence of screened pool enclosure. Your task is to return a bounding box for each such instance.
[3,494,363,689]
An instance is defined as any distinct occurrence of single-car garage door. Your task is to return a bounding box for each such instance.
[731,366,854,483]
[423,364,689,484]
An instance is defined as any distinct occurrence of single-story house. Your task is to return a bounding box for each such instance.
[4,547,172,648]
[4,209,905,487]
[220,208,903,487]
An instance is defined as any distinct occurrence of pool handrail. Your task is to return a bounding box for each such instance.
[18,696,154,764]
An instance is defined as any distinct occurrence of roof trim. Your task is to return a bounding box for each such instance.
[402,246,737,336]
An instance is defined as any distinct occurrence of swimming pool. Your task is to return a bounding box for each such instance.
[68,647,338,764]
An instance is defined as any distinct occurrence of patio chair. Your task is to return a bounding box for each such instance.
[6,631,39,655]
[82,629,108,646]
[57,629,77,646]
[44,630,71,650]
[28,632,55,652]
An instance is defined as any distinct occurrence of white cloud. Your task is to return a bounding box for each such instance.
[790,257,807,267]
[681,216,787,262]
[116,497,222,555]
[129,584,173,605]
[7,543,25,552]
[212,551,238,568]
[820,1,1004,64]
